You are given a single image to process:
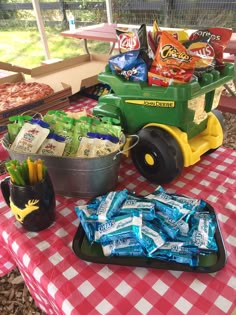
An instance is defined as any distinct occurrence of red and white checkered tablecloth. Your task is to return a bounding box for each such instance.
[0,96,236,315]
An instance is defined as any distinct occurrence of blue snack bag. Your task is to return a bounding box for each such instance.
[190,212,218,252]
[141,221,166,255]
[95,211,142,243]
[109,50,148,82]
[75,210,96,242]
[120,198,156,221]
[96,189,128,220]
[101,238,144,257]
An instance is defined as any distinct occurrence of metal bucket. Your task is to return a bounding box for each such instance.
[2,134,125,198]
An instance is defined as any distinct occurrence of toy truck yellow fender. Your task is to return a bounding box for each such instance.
[143,111,223,167]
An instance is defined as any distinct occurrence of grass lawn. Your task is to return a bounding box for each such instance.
[0,28,110,68]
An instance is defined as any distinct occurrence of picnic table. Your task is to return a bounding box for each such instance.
[61,23,118,54]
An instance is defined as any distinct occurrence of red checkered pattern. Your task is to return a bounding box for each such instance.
[0,97,235,315]
[0,234,16,276]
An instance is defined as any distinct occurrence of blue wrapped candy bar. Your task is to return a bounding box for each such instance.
[120,198,156,221]
[141,221,166,255]
[146,187,192,221]
[101,238,144,257]
[96,189,128,220]
[95,211,142,243]
[190,212,218,252]
[74,186,222,270]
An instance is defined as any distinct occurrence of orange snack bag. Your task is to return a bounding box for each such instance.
[149,31,199,86]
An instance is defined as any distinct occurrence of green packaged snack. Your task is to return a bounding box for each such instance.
[54,116,75,156]
[43,110,67,131]
[7,115,32,144]
[77,116,91,136]
[70,123,81,156]
[99,117,122,138]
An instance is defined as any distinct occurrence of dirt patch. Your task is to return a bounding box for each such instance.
[0,270,44,314]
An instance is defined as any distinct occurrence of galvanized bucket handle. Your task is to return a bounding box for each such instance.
[22,110,43,120]
[114,134,139,160]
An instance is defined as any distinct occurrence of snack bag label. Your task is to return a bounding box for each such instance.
[118,32,140,52]
[160,43,193,63]
[185,41,215,70]
[153,31,199,68]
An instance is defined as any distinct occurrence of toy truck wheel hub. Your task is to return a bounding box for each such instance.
[144,153,155,166]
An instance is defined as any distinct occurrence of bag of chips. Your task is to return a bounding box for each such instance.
[148,31,199,86]
[109,49,148,82]
[116,24,153,69]
[183,37,216,77]
[147,20,160,55]
[189,27,233,71]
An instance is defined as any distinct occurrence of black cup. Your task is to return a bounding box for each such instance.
[1,172,56,232]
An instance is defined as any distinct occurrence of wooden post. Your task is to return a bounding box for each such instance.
[105,0,113,24]
[32,0,50,60]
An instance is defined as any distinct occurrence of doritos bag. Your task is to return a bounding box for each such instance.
[189,28,233,71]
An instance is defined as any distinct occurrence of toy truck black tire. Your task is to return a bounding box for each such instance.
[212,109,225,132]
[204,109,225,155]
[131,126,184,184]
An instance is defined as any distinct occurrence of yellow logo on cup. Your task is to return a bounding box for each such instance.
[10,198,40,223]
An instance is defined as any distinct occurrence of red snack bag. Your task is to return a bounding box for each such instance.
[149,31,199,86]
[116,27,140,53]
[183,37,216,77]
[189,28,233,69]
[116,24,153,69]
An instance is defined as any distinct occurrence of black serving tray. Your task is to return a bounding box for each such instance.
[72,202,226,273]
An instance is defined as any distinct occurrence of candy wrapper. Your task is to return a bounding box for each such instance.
[102,238,144,257]
[75,186,221,267]
[94,211,142,243]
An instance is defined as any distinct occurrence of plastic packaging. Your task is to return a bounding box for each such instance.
[68,13,76,31]
[37,133,66,156]
[10,120,50,154]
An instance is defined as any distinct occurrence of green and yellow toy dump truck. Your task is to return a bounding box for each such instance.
[93,63,234,184]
